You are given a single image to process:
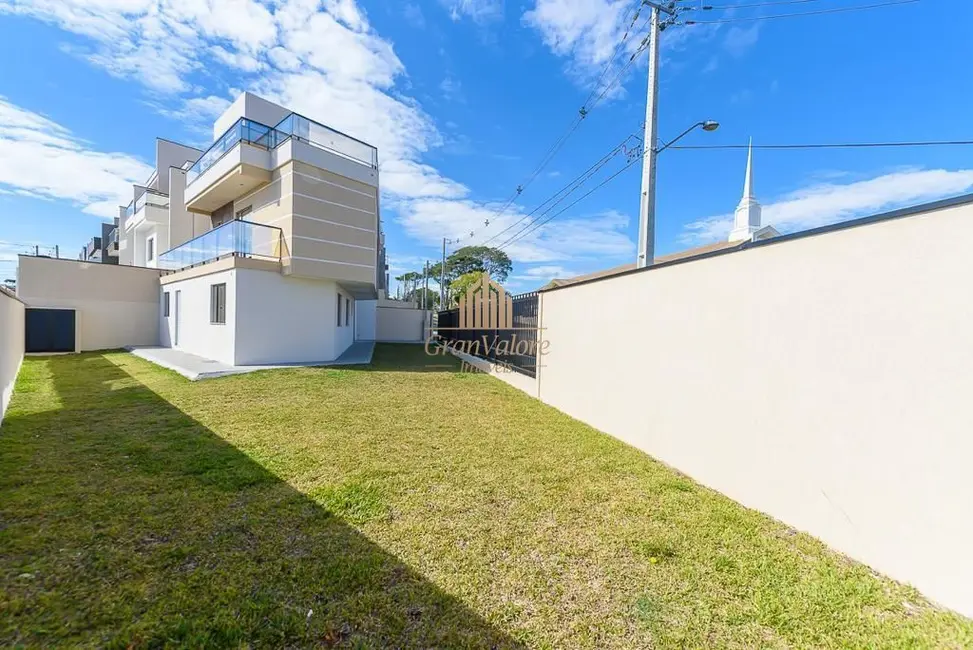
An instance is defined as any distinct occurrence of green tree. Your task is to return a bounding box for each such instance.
[430,246,512,286]
[448,272,485,305]
[404,287,440,309]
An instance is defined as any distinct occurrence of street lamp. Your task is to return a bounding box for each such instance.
[637,118,720,268]
[654,120,720,154]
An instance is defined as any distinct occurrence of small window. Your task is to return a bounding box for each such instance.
[345,297,350,326]
[236,205,252,219]
[146,237,155,262]
[163,292,170,317]
[337,294,342,326]
[210,283,226,324]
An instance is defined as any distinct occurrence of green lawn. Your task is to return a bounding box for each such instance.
[1,345,970,648]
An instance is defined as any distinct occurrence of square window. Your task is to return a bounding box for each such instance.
[210,283,226,324]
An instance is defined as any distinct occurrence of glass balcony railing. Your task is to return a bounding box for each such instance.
[156,219,283,272]
[185,113,378,188]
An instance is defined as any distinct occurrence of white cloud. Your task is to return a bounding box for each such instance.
[523,0,633,87]
[441,0,504,23]
[439,76,464,102]
[0,96,153,218]
[723,23,760,58]
[402,3,426,29]
[680,168,973,246]
[0,0,636,266]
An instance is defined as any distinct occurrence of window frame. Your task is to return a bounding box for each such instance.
[235,205,252,219]
[163,291,170,318]
[146,236,155,262]
[336,293,342,327]
[345,297,350,326]
[210,283,226,325]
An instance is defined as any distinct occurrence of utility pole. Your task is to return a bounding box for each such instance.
[54,245,59,259]
[440,238,447,308]
[34,245,39,257]
[636,2,675,269]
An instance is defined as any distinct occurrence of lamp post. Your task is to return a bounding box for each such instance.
[636,119,719,268]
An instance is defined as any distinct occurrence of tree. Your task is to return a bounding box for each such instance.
[394,271,422,299]
[404,286,439,309]
[448,272,484,305]
[430,246,512,286]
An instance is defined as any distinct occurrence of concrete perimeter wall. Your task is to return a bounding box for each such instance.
[17,256,164,351]
[1,287,25,425]
[537,200,973,617]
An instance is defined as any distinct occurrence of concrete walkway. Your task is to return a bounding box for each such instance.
[128,341,375,381]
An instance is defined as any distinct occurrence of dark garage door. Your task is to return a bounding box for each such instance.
[25,308,76,353]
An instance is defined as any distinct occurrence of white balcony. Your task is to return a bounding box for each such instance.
[124,189,170,232]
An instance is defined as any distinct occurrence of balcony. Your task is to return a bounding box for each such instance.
[84,236,103,261]
[157,219,283,272]
[184,114,378,213]
[124,189,170,232]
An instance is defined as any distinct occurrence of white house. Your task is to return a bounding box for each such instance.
[114,92,387,365]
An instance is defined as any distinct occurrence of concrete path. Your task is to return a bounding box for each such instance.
[128,341,375,381]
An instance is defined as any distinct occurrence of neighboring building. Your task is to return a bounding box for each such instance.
[130,92,386,365]
[79,220,120,265]
[541,139,779,291]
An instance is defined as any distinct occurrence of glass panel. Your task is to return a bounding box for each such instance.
[284,115,377,167]
[157,220,282,271]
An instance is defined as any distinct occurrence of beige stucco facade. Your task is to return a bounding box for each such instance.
[16,256,164,352]
[533,198,973,617]
[0,287,24,425]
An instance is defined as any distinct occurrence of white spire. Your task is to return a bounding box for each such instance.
[729,137,762,242]
[742,137,754,199]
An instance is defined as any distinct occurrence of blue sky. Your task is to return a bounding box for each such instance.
[1,0,971,292]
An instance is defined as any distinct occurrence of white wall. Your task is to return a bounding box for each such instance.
[17,256,163,351]
[234,269,341,364]
[155,139,201,194]
[375,306,427,342]
[160,268,236,365]
[1,288,25,425]
[536,201,973,617]
[213,92,291,139]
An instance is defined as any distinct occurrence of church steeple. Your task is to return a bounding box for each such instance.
[729,138,763,242]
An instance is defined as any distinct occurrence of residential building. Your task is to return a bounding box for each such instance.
[79,220,120,264]
[116,92,387,365]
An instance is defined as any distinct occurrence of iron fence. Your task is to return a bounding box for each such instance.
[435,291,539,377]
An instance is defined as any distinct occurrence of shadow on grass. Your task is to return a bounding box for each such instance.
[0,353,523,648]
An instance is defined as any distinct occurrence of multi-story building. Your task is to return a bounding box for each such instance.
[114,92,386,366]
[79,220,120,264]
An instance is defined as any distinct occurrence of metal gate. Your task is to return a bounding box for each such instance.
[436,291,539,377]
[25,308,76,353]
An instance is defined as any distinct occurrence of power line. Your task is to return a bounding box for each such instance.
[481,133,639,247]
[670,139,973,150]
[685,0,917,23]
[447,2,654,249]
[490,136,640,249]
[498,155,642,252]
[701,0,821,9]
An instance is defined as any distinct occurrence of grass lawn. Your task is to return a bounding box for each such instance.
[1,345,970,648]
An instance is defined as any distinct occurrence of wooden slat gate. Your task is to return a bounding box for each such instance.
[436,291,539,377]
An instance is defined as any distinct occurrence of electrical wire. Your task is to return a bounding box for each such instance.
[497,155,642,252]
[482,133,639,247]
[702,0,820,9]
[450,2,654,249]
[685,0,917,23]
[670,139,973,150]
